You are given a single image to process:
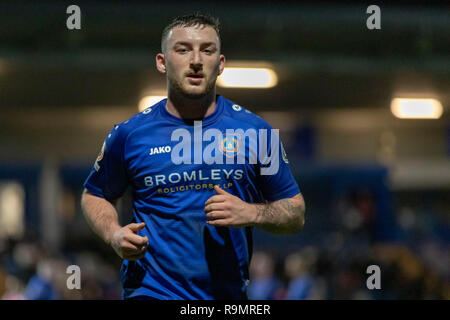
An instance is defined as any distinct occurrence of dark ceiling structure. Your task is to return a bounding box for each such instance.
[0,1,449,111]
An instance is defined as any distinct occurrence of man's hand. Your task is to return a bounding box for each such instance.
[204,185,257,227]
[204,185,305,234]
[109,222,149,261]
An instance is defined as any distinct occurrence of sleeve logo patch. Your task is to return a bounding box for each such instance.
[94,141,106,171]
[232,104,242,111]
[281,142,289,163]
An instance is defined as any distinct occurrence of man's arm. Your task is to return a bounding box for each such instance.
[81,189,148,260]
[81,189,121,244]
[253,193,305,234]
[204,186,305,234]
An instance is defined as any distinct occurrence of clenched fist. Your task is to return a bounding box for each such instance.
[110,222,148,261]
[204,185,257,227]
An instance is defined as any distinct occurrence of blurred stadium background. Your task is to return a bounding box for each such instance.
[0,1,448,299]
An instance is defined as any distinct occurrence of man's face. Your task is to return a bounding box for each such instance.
[159,25,225,99]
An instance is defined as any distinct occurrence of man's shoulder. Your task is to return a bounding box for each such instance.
[220,96,272,129]
[113,99,165,137]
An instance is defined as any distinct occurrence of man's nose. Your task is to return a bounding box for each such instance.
[190,63,203,73]
[190,51,203,71]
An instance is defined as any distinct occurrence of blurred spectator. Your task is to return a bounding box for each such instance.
[24,258,59,300]
[248,251,283,300]
[283,247,324,300]
[1,274,25,300]
[0,237,122,300]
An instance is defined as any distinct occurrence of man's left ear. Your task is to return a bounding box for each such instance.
[218,55,226,75]
[156,53,167,74]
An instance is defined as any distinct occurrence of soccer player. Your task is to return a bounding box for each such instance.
[81,13,306,300]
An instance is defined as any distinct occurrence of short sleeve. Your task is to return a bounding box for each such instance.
[83,125,129,201]
[257,124,301,202]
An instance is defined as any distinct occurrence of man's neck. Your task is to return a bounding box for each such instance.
[165,90,217,120]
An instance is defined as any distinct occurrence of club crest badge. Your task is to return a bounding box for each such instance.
[218,134,241,158]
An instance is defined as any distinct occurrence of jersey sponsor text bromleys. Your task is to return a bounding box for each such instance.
[144,168,244,187]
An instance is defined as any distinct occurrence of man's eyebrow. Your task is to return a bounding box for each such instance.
[173,41,191,47]
[173,41,217,47]
[200,42,217,47]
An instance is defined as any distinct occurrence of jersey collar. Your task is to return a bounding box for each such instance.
[159,95,224,127]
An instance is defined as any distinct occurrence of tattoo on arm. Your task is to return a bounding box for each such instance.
[255,198,304,234]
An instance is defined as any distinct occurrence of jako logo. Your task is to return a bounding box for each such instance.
[150,146,172,156]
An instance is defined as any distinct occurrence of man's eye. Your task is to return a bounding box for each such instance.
[203,49,213,54]
[177,48,187,53]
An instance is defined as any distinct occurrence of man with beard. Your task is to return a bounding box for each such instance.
[81,13,306,300]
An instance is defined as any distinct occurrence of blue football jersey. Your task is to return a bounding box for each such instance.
[83,95,301,300]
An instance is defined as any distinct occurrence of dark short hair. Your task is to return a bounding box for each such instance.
[161,13,221,53]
